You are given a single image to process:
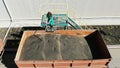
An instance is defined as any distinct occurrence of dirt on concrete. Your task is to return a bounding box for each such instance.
[20,34,93,60]
[90,25,120,45]
[0,25,120,45]
[0,28,8,39]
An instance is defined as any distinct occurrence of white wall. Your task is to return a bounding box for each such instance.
[1,0,120,20]
[76,18,120,25]
[0,0,120,26]
[0,0,10,20]
[68,0,120,18]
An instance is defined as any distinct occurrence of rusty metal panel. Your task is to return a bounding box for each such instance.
[90,59,110,67]
[85,30,111,59]
[54,60,72,67]
[35,61,53,67]
[15,61,34,68]
[72,60,91,67]
[0,39,3,54]
[15,30,111,67]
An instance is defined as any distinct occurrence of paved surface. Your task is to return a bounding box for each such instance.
[0,62,6,68]
[108,48,120,68]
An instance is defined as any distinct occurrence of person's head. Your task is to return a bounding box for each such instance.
[47,12,52,18]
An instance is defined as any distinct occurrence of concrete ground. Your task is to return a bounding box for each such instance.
[108,48,120,68]
[0,63,6,68]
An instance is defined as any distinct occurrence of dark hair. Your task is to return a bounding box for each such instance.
[47,12,52,18]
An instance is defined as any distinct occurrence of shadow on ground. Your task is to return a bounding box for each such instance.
[1,40,20,68]
[1,27,45,68]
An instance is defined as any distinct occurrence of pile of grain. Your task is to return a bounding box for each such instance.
[20,34,92,60]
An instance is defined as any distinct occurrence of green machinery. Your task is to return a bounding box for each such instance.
[41,14,82,31]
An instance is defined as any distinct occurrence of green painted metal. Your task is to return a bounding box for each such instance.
[41,14,81,29]
[67,17,82,29]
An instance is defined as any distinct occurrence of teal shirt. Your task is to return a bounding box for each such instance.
[49,16,54,26]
